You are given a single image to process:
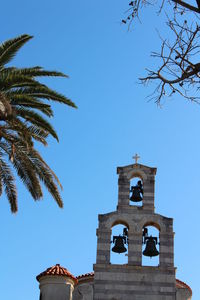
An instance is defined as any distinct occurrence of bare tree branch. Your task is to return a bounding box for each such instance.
[172,0,200,13]
[140,21,200,103]
[122,1,200,104]
[197,0,200,9]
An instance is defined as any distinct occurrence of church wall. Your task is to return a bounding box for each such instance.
[36,161,192,300]
[94,163,177,300]
[176,288,191,300]
[93,264,176,300]
[73,280,94,300]
[96,210,174,267]
[72,278,191,300]
[39,277,74,300]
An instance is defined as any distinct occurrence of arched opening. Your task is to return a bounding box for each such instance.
[142,224,160,266]
[110,223,129,265]
[129,177,143,207]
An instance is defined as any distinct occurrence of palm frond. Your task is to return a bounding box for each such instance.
[0,73,43,90]
[0,141,43,199]
[0,34,33,67]
[7,118,34,145]
[15,107,59,140]
[27,125,48,145]
[0,177,2,196]
[0,34,77,212]
[1,66,68,78]
[7,86,77,107]
[1,119,48,147]
[29,148,63,207]
[1,140,63,208]
[0,153,17,212]
[9,94,53,117]
[31,149,63,189]
[13,147,43,199]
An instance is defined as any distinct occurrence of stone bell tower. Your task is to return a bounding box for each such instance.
[93,156,176,300]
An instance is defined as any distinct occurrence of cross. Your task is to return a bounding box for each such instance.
[133,153,140,164]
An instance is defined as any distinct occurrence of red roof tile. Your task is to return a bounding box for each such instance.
[37,268,192,296]
[76,272,94,279]
[176,279,192,296]
[36,264,78,284]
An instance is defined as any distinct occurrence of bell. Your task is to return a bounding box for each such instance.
[112,236,127,254]
[130,189,142,202]
[130,180,143,202]
[143,236,159,257]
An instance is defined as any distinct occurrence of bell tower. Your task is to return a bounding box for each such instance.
[93,157,176,300]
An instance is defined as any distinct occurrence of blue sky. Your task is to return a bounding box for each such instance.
[0,1,199,299]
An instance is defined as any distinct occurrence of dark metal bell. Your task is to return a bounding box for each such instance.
[130,188,143,202]
[143,236,159,257]
[112,236,127,254]
[130,180,143,202]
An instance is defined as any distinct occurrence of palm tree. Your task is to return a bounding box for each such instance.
[0,34,77,212]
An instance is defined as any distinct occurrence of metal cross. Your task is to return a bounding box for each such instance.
[133,153,140,164]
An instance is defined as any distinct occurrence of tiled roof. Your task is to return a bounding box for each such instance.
[176,279,192,296]
[37,267,192,296]
[36,264,78,284]
[76,272,94,279]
